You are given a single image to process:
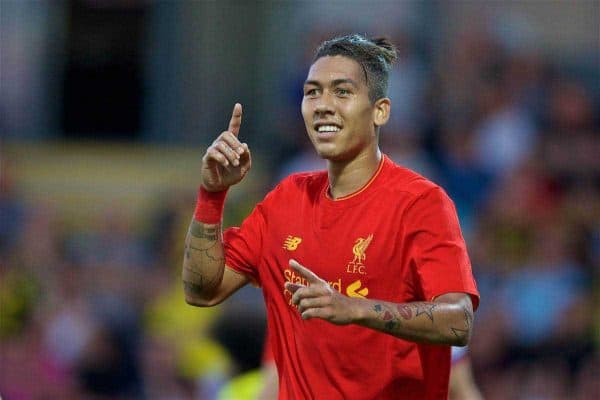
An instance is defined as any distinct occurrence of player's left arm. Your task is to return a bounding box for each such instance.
[286,260,474,346]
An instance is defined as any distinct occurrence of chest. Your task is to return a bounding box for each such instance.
[261,197,416,302]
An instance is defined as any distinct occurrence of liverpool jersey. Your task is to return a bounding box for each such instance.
[224,155,479,399]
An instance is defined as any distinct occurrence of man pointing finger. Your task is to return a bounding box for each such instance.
[183,34,479,400]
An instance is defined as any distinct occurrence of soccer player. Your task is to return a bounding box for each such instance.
[183,34,479,399]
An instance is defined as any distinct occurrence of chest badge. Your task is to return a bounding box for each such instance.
[283,235,302,251]
[346,234,373,275]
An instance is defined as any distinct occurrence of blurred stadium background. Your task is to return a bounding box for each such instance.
[1,1,598,399]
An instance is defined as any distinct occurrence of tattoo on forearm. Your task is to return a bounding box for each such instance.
[184,280,204,295]
[182,221,225,297]
[185,241,224,262]
[185,221,224,261]
[414,303,437,322]
[397,305,413,320]
[372,302,438,335]
[463,305,473,328]
[183,266,204,278]
[373,303,400,332]
[372,301,472,344]
[190,222,219,241]
[450,326,469,340]
[450,306,473,340]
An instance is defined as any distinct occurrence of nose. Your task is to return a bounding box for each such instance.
[314,93,335,116]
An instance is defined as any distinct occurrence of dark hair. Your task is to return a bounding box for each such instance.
[313,34,398,102]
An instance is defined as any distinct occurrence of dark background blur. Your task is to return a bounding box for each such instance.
[1,1,598,399]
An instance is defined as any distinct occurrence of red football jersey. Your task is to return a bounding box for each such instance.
[224,155,479,400]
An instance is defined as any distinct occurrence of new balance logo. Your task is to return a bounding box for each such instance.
[283,236,302,251]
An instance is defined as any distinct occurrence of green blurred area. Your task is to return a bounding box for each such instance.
[4,140,269,231]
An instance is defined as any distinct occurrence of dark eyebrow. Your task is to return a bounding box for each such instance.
[331,78,358,87]
[303,78,359,88]
[304,80,320,87]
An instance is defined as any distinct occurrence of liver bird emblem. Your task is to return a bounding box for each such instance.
[352,234,373,264]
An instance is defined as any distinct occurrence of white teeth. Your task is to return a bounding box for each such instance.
[317,125,340,132]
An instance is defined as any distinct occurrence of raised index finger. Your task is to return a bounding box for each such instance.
[228,103,243,137]
[289,259,322,284]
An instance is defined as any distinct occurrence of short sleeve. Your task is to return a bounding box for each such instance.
[223,201,266,286]
[405,187,480,310]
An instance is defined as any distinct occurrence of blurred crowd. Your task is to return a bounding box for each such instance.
[1,22,599,400]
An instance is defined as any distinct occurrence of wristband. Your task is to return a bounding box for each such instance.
[193,186,228,223]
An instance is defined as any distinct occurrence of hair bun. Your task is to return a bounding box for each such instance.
[371,37,398,66]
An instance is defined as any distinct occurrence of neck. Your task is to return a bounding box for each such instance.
[327,147,382,199]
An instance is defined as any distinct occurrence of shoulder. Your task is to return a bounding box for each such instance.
[382,157,442,201]
[379,158,459,217]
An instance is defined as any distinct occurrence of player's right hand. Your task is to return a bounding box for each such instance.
[201,103,251,192]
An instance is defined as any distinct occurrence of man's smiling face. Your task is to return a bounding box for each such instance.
[301,55,379,162]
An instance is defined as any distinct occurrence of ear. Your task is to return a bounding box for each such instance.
[372,97,391,127]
